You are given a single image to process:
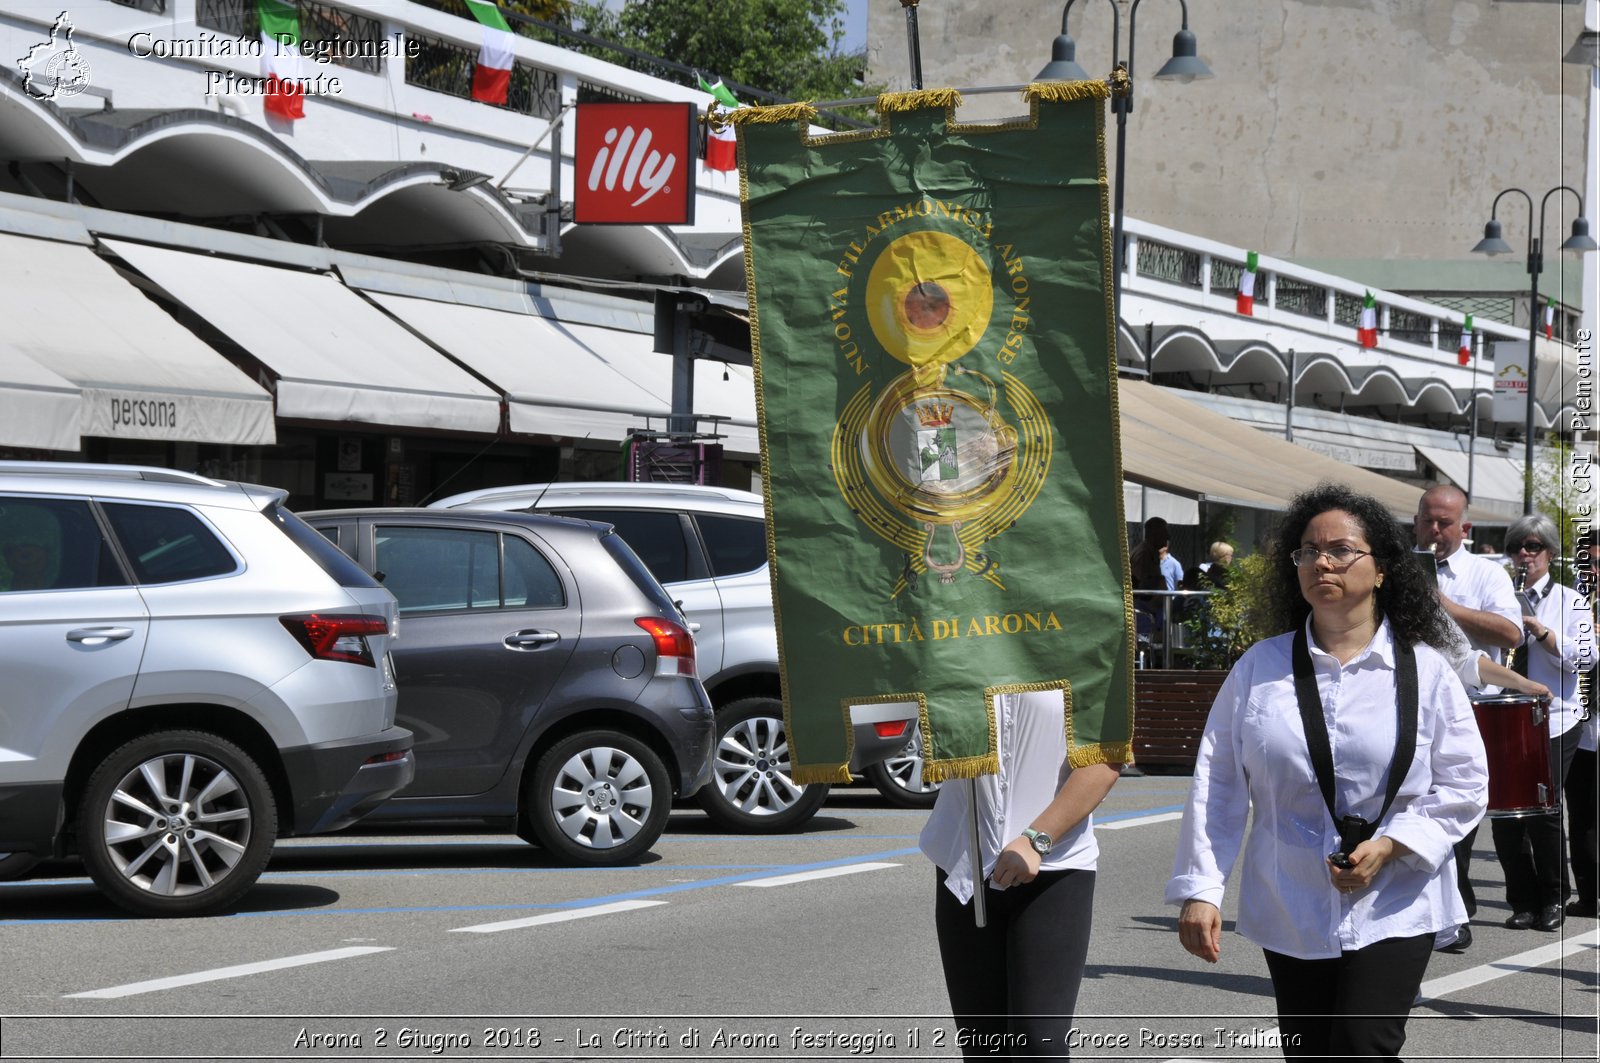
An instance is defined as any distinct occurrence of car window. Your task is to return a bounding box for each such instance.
[600,531,679,617]
[550,508,692,584]
[375,525,505,616]
[696,514,768,577]
[503,534,565,608]
[274,508,381,589]
[100,502,238,584]
[0,496,126,591]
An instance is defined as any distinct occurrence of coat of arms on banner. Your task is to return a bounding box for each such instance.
[734,86,1135,785]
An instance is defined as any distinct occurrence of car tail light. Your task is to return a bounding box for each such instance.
[873,719,911,740]
[635,616,696,677]
[280,613,388,666]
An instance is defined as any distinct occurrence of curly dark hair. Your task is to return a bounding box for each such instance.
[1262,483,1460,652]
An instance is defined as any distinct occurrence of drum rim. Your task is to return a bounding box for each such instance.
[1469,693,1552,706]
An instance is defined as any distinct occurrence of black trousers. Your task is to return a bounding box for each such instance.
[1567,746,1598,908]
[1452,828,1477,916]
[935,867,1095,1060]
[1263,933,1434,1062]
[1492,723,1582,913]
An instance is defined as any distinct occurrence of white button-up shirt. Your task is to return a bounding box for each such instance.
[1167,620,1487,960]
[920,689,1098,905]
[1437,544,1521,664]
[1520,575,1596,739]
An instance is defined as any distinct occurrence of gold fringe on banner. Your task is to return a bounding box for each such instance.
[1023,79,1113,104]
[1069,743,1135,770]
[725,102,818,125]
[923,754,1002,784]
[876,88,964,113]
[791,763,857,786]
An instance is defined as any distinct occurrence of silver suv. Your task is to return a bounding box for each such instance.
[429,482,921,827]
[0,463,412,916]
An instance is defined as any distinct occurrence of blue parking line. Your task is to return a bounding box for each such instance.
[0,847,923,926]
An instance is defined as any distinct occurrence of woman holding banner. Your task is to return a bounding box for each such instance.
[1167,484,1487,1060]
[920,690,1121,1059]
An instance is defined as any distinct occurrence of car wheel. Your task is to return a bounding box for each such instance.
[863,725,941,809]
[526,731,671,866]
[696,696,829,832]
[0,852,41,881]
[77,730,276,917]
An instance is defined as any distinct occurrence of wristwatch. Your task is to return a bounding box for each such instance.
[1021,828,1053,855]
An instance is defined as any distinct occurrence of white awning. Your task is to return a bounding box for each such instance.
[101,240,500,434]
[564,321,759,456]
[0,233,274,445]
[1413,445,1526,520]
[0,348,81,451]
[1122,482,1200,525]
[363,293,670,441]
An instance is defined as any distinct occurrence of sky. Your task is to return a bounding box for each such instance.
[843,0,868,53]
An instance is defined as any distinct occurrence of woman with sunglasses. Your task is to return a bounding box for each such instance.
[1168,484,1487,1061]
[1493,515,1597,931]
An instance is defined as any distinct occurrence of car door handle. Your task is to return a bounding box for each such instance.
[504,630,561,650]
[66,626,136,646]
[687,621,702,633]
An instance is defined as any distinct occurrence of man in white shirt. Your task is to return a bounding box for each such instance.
[1414,484,1522,952]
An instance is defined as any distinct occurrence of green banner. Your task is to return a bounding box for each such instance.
[737,87,1135,785]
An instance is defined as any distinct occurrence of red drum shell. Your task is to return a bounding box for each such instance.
[1471,693,1554,818]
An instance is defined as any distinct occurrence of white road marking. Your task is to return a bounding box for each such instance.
[1418,928,1599,1003]
[64,946,394,999]
[449,899,667,934]
[736,862,900,887]
[1098,811,1183,830]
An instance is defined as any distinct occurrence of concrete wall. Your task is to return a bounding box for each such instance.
[866,0,1591,262]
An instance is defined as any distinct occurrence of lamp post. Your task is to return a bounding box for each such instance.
[1036,0,1212,331]
[1471,186,1597,513]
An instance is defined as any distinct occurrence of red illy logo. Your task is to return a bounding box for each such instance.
[574,102,697,225]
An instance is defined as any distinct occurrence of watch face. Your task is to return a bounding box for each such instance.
[1027,830,1052,854]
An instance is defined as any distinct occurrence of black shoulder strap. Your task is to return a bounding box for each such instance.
[1291,625,1419,833]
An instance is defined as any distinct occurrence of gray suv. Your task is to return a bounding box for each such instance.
[0,462,412,916]
[429,482,921,827]
[304,509,714,864]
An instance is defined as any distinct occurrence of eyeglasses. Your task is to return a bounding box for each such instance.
[1509,541,1548,555]
[1290,545,1372,567]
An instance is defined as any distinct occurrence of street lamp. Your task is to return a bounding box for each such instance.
[1470,186,1597,513]
[1036,0,1212,331]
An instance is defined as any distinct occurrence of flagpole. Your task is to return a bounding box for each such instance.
[966,779,988,927]
[901,0,924,90]
[1467,339,1478,504]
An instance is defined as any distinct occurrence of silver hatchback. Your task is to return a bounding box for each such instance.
[0,463,412,916]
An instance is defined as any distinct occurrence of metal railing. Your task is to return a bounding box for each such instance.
[1132,588,1214,670]
[195,0,386,74]
[405,31,562,118]
[1135,240,1203,289]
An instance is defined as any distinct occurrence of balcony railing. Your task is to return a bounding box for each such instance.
[1136,240,1202,289]
[195,0,386,74]
[405,31,562,118]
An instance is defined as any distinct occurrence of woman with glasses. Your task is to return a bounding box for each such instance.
[1168,484,1487,1061]
[1493,515,1596,931]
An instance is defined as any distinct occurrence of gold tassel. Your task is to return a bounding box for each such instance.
[876,88,964,114]
[1023,79,1113,104]
[725,102,818,125]
[790,763,855,786]
[923,754,1001,783]
[1067,742,1135,769]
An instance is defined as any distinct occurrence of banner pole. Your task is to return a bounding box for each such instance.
[966,779,987,927]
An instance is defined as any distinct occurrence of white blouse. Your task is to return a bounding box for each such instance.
[920,688,1098,905]
[1519,575,1596,739]
[1166,619,1488,960]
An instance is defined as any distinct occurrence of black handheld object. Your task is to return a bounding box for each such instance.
[1411,547,1439,589]
[1327,851,1354,869]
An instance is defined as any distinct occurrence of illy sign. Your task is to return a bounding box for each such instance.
[574,102,697,225]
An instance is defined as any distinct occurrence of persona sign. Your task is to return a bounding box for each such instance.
[574,102,697,225]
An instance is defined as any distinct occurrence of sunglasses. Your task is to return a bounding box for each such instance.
[1509,541,1548,555]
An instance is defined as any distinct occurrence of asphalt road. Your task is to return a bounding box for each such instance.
[0,777,1595,1061]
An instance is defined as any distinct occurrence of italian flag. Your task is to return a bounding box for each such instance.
[258,0,303,121]
[466,0,515,106]
[698,75,740,172]
[1458,314,1473,365]
[1236,251,1259,315]
[1357,290,1378,349]
[1543,298,1555,339]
